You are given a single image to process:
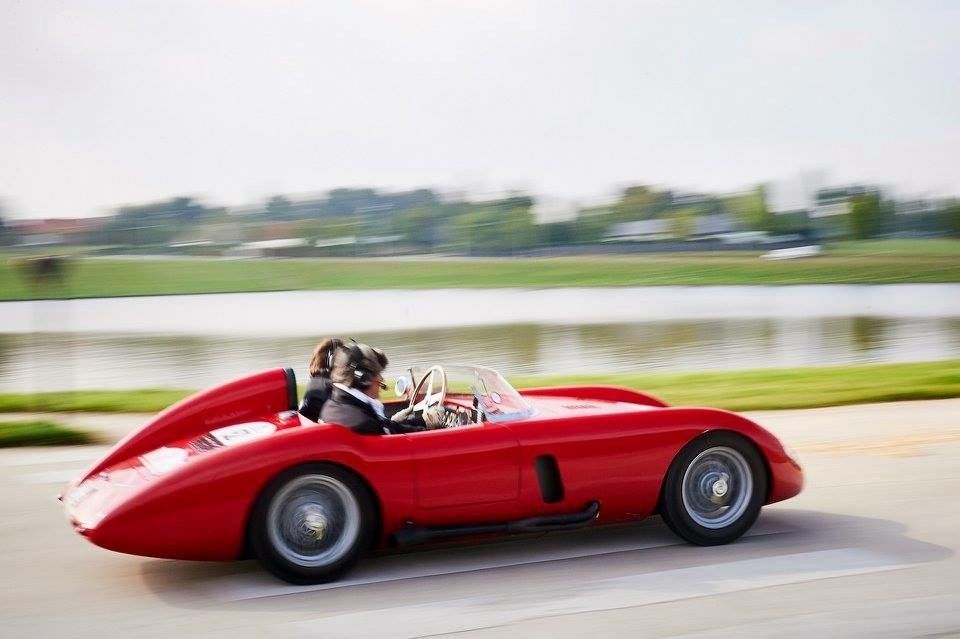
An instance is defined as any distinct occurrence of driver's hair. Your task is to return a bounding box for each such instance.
[330,343,388,390]
[308,337,343,378]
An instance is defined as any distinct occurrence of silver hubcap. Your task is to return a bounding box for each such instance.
[681,446,753,529]
[267,474,360,567]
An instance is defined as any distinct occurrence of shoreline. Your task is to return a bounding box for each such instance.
[2,252,959,301]
[3,279,960,304]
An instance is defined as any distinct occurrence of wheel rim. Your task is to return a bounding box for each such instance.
[680,446,754,529]
[266,474,361,567]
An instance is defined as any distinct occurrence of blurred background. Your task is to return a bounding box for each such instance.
[0,0,960,392]
[3,0,960,395]
[2,3,960,638]
[0,0,958,401]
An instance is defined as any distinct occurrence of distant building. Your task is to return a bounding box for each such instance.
[810,185,877,219]
[670,192,710,207]
[691,213,735,238]
[10,217,108,246]
[605,219,673,241]
[605,213,735,243]
[890,198,947,236]
[806,185,880,238]
[894,199,940,216]
[226,238,310,258]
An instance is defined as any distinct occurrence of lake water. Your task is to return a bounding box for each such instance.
[1,285,958,392]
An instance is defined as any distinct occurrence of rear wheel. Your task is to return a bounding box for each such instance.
[660,432,767,546]
[250,463,376,584]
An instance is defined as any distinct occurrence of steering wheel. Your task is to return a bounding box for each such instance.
[409,365,448,415]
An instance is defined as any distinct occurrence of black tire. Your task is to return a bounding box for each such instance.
[660,431,767,546]
[250,463,377,584]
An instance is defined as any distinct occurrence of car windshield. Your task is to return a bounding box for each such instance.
[404,364,535,423]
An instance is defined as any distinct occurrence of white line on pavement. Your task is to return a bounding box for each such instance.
[284,548,916,639]
[668,594,960,639]
[204,532,683,602]
[204,524,791,603]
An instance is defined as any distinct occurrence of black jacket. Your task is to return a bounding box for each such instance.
[320,387,423,435]
[298,376,333,422]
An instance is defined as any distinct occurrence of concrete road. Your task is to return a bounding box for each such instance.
[1,399,958,638]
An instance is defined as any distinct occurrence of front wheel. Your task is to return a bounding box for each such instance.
[660,432,767,546]
[250,463,376,584]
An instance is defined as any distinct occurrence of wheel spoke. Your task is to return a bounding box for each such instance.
[266,474,361,568]
[680,446,753,529]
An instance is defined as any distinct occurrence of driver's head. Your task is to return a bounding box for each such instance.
[308,337,344,378]
[331,342,388,397]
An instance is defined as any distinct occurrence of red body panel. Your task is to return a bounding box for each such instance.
[81,368,294,481]
[63,370,803,562]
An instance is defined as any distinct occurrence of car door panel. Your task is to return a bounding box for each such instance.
[407,423,520,510]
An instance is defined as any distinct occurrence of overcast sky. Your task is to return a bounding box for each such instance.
[2,0,958,219]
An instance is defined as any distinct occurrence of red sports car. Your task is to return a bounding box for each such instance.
[62,365,803,584]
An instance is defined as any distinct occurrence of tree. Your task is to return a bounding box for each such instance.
[265,195,294,220]
[502,204,538,253]
[613,186,671,222]
[669,206,697,240]
[0,201,15,246]
[721,186,776,232]
[393,205,444,250]
[324,188,379,216]
[939,201,960,238]
[541,221,575,246]
[103,196,212,245]
[847,193,886,239]
[570,206,613,243]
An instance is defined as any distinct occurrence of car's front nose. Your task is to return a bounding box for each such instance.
[63,466,151,536]
[766,446,803,504]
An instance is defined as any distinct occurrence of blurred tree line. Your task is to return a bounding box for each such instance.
[0,201,15,246]
[943,201,960,237]
[2,183,959,253]
[262,189,539,255]
[100,197,226,245]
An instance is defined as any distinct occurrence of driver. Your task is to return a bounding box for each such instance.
[298,337,343,422]
[320,343,445,435]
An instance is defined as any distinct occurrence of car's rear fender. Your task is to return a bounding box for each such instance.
[79,367,298,483]
[84,423,415,560]
[520,385,668,407]
[238,458,385,560]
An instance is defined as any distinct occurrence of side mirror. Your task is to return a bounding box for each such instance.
[394,376,410,397]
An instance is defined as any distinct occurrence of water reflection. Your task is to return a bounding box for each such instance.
[851,317,884,351]
[1,317,958,392]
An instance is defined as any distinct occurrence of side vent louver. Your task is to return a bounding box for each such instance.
[534,455,565,504]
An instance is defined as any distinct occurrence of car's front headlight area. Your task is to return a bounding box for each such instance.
[65,480,97,510]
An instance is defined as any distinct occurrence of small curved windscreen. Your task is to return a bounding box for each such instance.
[406,365,535,422]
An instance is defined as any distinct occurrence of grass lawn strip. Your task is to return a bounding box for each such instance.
[0,420,95,447]
[2,250,960,300]
[1,360,957,415]
[512,359,960,411]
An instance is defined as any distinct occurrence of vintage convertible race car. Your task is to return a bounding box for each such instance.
[62,365,803,584]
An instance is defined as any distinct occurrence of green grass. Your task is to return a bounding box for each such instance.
[0,389,191,414]
[825,239,960,258]
[1,360,957,415]
[512,360,960,411]
[2,250,960,300]
[0,420,96,447]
